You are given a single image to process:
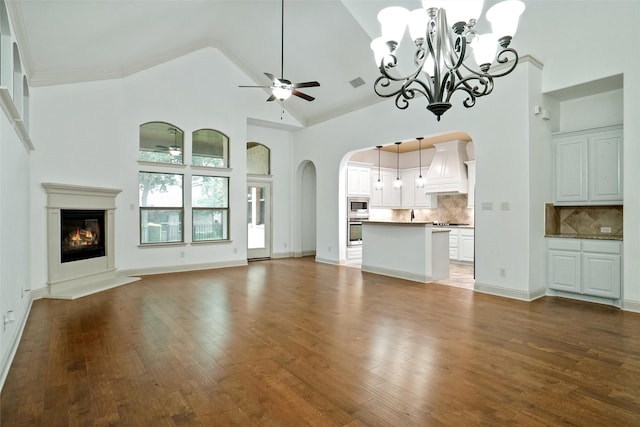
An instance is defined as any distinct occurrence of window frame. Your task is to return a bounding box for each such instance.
[191,174,230,243]
[192,128,230,169]
[138,171,185,245]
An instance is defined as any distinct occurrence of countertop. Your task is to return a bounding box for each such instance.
[545,234,623,241]
[363,220,434,226]
[364,221,474,229]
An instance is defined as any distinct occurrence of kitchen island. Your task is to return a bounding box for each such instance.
[361,221,450,282]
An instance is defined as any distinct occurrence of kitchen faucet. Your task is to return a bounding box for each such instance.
[410,209,415,222]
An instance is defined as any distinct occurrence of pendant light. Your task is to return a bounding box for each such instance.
[393,141,402,189]
[375,145,384,190]
[415,137,425,188]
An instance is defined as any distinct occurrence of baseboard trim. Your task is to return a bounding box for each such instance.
[44,276,141,300]
[1,296,33,393]
[315,257,339,265]
[361,264,427,283]
[271,251,293,259]
[623,299,640,313]
[30,287,49,300]
[474,282,545,301]
[119,260,248,277]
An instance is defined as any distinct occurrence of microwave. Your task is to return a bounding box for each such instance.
[348,197,369,218]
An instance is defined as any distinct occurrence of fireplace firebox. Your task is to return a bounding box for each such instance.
[61,209,106,263]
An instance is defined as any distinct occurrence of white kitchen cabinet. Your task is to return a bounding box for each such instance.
[581,240,621,298]
[547,239,582,293]
[589,130,623,202]
[369,167,401,208]
[547,238,621,300]
[465,160,476,209]
[400,168,438,208]
[459,229,475,262]
[400,169,415,208]
[347,163,371,196]
[553,125,622,205]
[443,227,474,262]
[448,229,459,260]
[381,169,402,207]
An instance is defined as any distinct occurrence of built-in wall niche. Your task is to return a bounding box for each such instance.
[0,5,32,150]
[545,74,623,132]
[545,203,623,239]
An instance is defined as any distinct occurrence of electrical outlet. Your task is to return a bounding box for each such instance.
[499,268,506,278]
[180,251,185,258]
[600,227,612,233]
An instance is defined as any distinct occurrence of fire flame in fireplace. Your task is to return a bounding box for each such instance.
[67,225,98,247]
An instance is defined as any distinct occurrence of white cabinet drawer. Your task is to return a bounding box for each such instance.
[582,240,621,254]
[547,238,581,251]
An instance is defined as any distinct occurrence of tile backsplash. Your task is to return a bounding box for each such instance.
[370,194,473,225]
[545,203,623,238]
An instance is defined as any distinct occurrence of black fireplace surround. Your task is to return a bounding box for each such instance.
[60,209,106,263]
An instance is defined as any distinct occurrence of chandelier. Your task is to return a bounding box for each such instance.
[371,0,525,121]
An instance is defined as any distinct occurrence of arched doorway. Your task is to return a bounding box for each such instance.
[296,160,317,257]
[247,142,271,259]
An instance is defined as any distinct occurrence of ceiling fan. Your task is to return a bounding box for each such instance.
[239,0,320,102]
[155,127,181,156]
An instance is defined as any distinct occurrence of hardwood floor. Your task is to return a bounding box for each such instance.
[2,257,640,426]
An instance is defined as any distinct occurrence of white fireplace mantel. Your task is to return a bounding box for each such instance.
[42,182,139,299]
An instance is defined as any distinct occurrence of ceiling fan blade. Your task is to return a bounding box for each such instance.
[266,94,277,102]
[292,90,315,102]
[264,72,278,83]
[239,85,272,88]
[293,81,320,89]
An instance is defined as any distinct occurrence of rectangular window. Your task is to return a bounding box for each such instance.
[192,175,229,241]
[139,172,183,244]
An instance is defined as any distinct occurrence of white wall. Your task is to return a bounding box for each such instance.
[559,90,623,132]
[29,48,301,287]
[1,112,31,387]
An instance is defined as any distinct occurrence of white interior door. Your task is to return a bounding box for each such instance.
[247,181,271,259]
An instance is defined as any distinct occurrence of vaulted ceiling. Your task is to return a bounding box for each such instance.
[6,1,585,127]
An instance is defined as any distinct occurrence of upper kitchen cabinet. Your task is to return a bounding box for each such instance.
[553,125,622,205]
[401,168,437,208]
[347,163,371,197]
[370,167,401,208]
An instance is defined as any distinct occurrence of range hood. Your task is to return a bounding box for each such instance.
[424,140,469,194]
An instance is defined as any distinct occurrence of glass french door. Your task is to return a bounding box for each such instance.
[247,181,271,259]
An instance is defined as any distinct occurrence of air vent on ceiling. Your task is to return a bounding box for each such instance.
[349,77,366,88]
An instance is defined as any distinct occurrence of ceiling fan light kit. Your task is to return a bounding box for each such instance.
[238,0,319,103]
[371,0,525,121]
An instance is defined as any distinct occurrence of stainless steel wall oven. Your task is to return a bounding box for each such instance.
[347,197,369,246]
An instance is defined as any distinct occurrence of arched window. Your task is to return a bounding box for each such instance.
[22,76,29,129]
[247,142,270,175]
[192,129,229,168]
[0,0,10,87]
[12,43,22,113]
[139,121,184,164]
